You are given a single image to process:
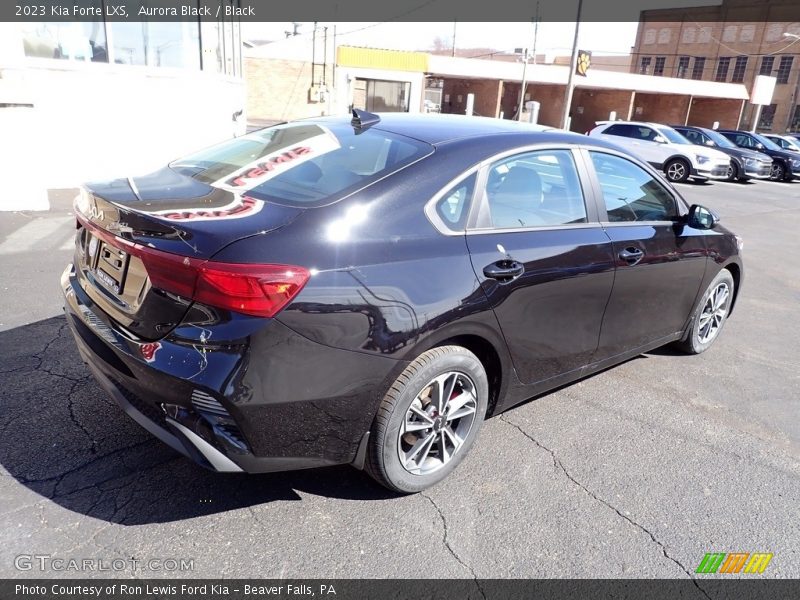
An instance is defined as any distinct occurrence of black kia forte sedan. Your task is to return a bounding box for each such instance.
[62,111,743,493]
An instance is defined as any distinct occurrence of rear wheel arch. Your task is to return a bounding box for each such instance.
[430,334,503,418]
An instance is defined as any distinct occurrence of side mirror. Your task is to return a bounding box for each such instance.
[653,135,667,144]
[755,142,765,150]
[687,204,719,230]
[705,139,716,147]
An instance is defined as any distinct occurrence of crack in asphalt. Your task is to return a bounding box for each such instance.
[500,414,711,600]
[420,492,487,600]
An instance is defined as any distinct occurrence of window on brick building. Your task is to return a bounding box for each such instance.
[676,56,690,78]
[792,105,800,132]
[639,56,652,75]
[776,56,793,84]
[758,104,776,129]
[715,57,731,82]
[731,56,748,83]
[759,56,774,76]
[653,56,666,76]
[691,57,706,80]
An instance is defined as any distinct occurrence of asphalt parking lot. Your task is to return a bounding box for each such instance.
[0,178,798,582]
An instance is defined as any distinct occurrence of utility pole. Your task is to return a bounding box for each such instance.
[560,0,583,130]
[516,47,529,121]
[452,21,457,57]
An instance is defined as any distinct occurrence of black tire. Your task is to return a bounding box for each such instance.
[726,162,738,182]
[674,269,735,355]
[665,158,691,183]
[365,346,488,493]
[771,162,786,181]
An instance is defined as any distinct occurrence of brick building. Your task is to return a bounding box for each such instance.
[630,0,800,132]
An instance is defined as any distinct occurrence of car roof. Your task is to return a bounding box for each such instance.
[595,120,671,129]
[303,112,559,145]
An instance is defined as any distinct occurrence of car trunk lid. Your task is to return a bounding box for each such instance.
[73,168,303,340]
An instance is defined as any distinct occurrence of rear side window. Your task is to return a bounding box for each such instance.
[171,122,432,207]
[435,173,476,231]
[480,149,587,229]
[603,124,637,138]
[590,152,678,222]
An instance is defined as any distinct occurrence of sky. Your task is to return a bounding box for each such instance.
[241,22,641,56]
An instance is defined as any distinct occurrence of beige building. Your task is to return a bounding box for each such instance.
[631,0,800,132]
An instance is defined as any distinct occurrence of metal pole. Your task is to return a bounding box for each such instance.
[560,0,583,130]
[516,50,528,121]
[751,104,762,133]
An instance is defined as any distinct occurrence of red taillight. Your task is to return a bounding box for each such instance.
[194,263,309,317]
[77,216,309,318]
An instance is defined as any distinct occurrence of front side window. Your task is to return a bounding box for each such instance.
[633,126,659,141]
[680,129,703,144]
[589,152,678,223]
[481,150,587,229]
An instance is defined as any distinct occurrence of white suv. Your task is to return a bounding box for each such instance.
[588,121,731,183]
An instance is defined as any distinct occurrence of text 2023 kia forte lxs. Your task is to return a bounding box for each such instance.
[62,111,743,493]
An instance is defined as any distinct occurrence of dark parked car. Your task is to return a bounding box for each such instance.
[762,133,800,154]
[717,129,800,181]
[672,125,773,182]
[62,111,743,493]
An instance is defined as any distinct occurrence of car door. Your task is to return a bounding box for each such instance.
[584,150,708,361]
[465,147,616,386]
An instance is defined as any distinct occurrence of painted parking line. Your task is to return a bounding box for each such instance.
[0,217,73,255]
[756,180,798,187]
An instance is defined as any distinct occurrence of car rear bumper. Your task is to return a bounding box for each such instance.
[62,263,400,474]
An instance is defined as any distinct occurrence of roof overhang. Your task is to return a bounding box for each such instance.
[426,55,749,100]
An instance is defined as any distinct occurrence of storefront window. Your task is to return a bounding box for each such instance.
[109,22,200,69]
[199,5,241,76]
[21,21,108,62]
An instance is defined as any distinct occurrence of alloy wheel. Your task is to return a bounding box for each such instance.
[667,162,686,181]
[771,164,785,181]
[397,371,478,475]
[697,282,730,344]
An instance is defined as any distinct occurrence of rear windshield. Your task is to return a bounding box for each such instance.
[171,121,433,207]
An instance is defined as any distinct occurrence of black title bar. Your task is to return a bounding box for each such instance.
[4,579,800,600]
[4,0,800,23]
